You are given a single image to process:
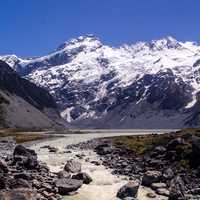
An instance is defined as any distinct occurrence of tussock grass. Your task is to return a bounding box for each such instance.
[111,128,200,155]
[112,134,171,155]
[109,128,200,169]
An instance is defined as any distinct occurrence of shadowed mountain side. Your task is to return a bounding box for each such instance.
[0,61,66,129]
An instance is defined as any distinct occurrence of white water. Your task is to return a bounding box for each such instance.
[30,131,169,200]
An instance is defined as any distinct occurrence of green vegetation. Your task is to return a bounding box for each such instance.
[111,128,200,156]
[109,128,200,170]
[112,134,171,155]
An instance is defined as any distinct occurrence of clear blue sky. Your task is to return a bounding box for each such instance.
[1,0,200,57]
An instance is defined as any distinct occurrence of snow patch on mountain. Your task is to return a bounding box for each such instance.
[2,35,200,128]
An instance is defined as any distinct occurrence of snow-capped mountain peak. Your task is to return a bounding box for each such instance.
[2,35,200,128]
[150,36,180,49]
[56,34,102,52]
[0,54,23,68]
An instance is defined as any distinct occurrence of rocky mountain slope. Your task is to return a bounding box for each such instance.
[0,61,64,129]
[2,35,200,128]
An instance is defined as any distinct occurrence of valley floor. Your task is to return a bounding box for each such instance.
[29,130,169,200]
[1,128,199,200]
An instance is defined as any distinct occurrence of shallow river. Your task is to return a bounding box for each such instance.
[30,130,171,200]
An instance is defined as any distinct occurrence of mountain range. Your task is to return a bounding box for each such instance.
[0,61,65,129]
[1,34,200,128]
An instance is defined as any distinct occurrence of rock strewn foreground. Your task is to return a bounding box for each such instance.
[66,130,200,200]
[0,138,92,200]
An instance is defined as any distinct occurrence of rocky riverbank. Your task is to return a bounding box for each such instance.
[0,137,93,200]
[2,129,200,200]
[66,129,200,200]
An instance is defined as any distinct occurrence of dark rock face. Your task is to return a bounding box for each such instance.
[185,92,200,127]
[117,181,140,199]
[142,171,162,187]
[0,60,57,111]
[72,172,92,184]
[0,60,65,129]
[55,178,83,195]
[13,145,38,169]
[95,143,113,155]
[14,145,37,157]
[145,70,192,110]
[64,160,81,173]
[109,70,192,113]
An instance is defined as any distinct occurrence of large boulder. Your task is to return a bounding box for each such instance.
[13,145,38,169]
[152,146,167,156]
[57,170,71,179]
[117,181,140,199]
[55,178,83,195]
[14,145,37,157]
[0,189,37,200]
[72,172,92,184]
[64,160,81,173]
[169,176,185,200]
[167,138,186,150]
[0,158,9,173]
[95,143,113,155]
[142,171,162,187]
[163,168,174,180]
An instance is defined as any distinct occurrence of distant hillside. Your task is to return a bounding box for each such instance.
[0,60,65,129]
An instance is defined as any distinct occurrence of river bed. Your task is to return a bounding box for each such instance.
[30,131,169,200]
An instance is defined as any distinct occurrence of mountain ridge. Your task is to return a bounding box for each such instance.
[1,35,200,128]
[0,61,65,129]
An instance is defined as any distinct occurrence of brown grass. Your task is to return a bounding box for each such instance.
[110,128,200,155]
[0,130,57,143]
[112,134,171,155]
[108,128,200,169]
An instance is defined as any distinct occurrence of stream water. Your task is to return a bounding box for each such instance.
[30,131,171,200]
